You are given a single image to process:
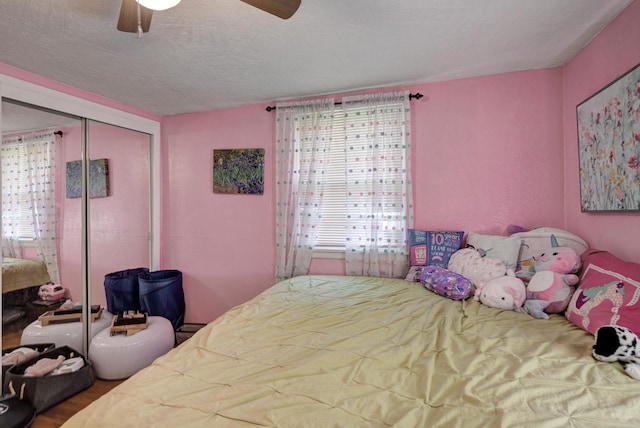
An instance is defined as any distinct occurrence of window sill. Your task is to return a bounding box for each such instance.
[312,247,345,259]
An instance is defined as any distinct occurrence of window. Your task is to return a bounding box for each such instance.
[1,139,49,240]
[274,92,412,279]
[313,105,346,250]
[313,100,409,252]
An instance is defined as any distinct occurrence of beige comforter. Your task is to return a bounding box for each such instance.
[2,257,50,293]
[64,275,640,427]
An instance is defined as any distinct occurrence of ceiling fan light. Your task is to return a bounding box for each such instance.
[137,0,181,11]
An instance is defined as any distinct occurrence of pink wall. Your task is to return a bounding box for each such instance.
[412,69,565,233]
[162,108,276,322]
[163,68,566,322]
[562,0,640,264]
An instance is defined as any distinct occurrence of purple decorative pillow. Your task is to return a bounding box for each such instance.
[419,265,472,300]
[408,230,464,268]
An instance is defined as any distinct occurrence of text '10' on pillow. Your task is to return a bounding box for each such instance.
[408,230,464,268]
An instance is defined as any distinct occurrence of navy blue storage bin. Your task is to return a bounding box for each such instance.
[103,267,149,314]
[138,270,184,330]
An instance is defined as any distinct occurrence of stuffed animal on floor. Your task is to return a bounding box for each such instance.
[474,270,526,311]
[593,325,640,380]
[517,235,582,319]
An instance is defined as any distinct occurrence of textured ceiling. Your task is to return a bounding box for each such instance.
[0,0,633,125]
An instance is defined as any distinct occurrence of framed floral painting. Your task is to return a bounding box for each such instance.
[576,63,640,212]
[213,148,264,195]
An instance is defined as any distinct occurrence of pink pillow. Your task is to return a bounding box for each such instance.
[566,249,640,336]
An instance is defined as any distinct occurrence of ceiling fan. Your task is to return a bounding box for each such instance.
[117,0,301,34]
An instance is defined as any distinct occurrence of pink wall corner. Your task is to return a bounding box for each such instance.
[562,0,640,263]
[161,105,276,323]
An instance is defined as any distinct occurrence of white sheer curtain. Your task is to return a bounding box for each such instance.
[1,136,24,259]
[342,91,414,278]
[275,99,335,281]
[1,131,60,282]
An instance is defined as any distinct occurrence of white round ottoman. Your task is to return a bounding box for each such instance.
[20,310,113,352]
[89,316,174,380]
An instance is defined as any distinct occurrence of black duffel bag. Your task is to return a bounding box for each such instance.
[103,267,149,314]
[138,269,185,330]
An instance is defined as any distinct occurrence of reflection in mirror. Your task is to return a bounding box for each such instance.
[86,120,150,315]
[1,99,81,348]
[1,101,151,356]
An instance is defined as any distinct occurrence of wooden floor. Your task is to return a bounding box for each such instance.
[3,327,123,427]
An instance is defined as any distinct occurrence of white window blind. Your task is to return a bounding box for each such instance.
[314,100,406,250]
[2,141,36,240]
[15,174,34,239]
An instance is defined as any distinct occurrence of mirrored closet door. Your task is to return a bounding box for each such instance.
[87,119,151,316]
[1,96,155,356]
[1,99,82,345]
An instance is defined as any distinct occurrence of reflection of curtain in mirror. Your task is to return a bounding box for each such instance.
[1,131,60,282]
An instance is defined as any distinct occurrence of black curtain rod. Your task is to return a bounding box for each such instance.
[13,130,64,142]
[265,92,423,112]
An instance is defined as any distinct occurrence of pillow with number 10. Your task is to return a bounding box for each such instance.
[408,229,464,268]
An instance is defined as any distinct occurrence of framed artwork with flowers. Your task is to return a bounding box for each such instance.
[213,148,264,194]
[576,62,640,212]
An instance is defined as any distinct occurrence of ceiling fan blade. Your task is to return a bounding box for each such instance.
[117,0,153,33]
[238,0,301,19]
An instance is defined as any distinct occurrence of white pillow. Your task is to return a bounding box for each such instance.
[465,232,522,271]
[509,227,588,264]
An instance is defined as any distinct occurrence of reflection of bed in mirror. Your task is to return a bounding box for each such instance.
[2,257,51,323]
[3,257,51,295]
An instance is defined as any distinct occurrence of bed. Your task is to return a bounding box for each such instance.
[62,274,640,427]
[2,257,50,295]
[2,257,51,325]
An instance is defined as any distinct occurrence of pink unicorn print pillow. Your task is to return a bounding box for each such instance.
[566,249,640,336]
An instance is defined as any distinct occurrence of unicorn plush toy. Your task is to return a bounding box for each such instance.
[516,235,582,319]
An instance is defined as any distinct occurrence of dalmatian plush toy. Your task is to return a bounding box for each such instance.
[592,325,640,380]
